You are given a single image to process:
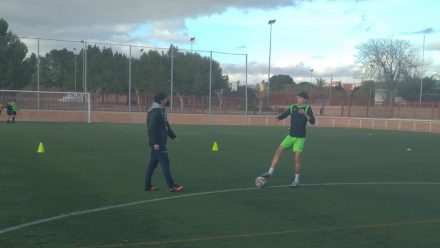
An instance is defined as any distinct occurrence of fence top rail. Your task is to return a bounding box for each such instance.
[167,113,440,124]
[0,89,90,96]
[317,116,440,123]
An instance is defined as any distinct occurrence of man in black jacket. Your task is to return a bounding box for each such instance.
[145,92,184,192]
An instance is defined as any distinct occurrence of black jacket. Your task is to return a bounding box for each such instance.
[147,103,176,146]
[277,104,315,138]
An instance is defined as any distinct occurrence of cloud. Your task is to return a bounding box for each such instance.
[411,28,437,35]
[223,61,354,84]
[0,0,374,84]
[0,0,300,41]
[426,42,440,51]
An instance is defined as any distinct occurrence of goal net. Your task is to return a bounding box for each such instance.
[0,90,91,123]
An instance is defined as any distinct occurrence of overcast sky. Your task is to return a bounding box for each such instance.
[1,0,439,84]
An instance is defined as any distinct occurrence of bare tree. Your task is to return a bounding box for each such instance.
[175,91,185,112]
[355,38,420,115]
[315,77,326,88]
[215,88,224,111]
[254,81,268,115]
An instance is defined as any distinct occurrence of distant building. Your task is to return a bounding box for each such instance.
[375,88,387,105]
[344,83,362,92]
[325,81,361,93]
[229,81,238,92]
[325,80,341,87]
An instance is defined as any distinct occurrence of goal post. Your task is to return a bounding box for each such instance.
[0,90,91,123]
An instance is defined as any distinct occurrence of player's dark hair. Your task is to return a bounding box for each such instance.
[297,91,309,100]
[153,92,167,104]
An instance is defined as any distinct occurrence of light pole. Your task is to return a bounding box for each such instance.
[367,65,374,117]
[329,74,333,105]
[37,38,40,119]
[419,35,425,108]
[190,37,195,52]
[129,45,132,113]
[81,40,86,93]
[73,48,77,92]
[309,69,314,101]
[267,19,276,92]
[369,64,374,103]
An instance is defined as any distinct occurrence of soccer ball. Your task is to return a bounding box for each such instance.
[255,176,267,189]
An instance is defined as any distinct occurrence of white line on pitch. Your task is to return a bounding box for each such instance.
[1,182,439,235]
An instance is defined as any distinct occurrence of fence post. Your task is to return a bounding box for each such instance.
[413,104,417,119]
[438,102,440,120]
[201,97,205,114]
[366,102,369,118]
[191,95,194,113]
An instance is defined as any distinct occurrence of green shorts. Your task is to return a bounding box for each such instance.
[280,135,305,152]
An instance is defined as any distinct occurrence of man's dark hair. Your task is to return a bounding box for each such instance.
[297,91,309,100]
[154,92,167,104]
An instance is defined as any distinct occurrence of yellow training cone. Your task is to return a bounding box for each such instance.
[37,142,45,154]
[212,141,219,152]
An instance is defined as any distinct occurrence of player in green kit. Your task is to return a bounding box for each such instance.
[261,91,315,187]
[6,99,17,123]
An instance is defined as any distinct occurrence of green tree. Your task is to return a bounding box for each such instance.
[39,48,75,90]
[398,76,439,101]
[351,80,375,105]
[171,46,229,111]
[0,18,36,89]
[269,74,295,91]
[136,49,169,94]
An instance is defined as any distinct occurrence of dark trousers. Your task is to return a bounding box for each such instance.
[145,145,175,189]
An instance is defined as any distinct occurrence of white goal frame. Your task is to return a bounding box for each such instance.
[0,90,91,123]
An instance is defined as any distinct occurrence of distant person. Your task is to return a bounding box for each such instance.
[0,102,3,115]
[144,92,184,192]
[261,91,316,187]
[6,99,17,123]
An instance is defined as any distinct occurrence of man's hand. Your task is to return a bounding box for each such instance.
[298,108,311,120]
[153,144,160,150]
[172,137,180,144]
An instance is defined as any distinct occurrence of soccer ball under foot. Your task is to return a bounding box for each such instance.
[255,176,267,189]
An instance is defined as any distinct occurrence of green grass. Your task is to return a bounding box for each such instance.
[1,122,440,248]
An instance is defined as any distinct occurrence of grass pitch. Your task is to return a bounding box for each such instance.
[1,122,439,248]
